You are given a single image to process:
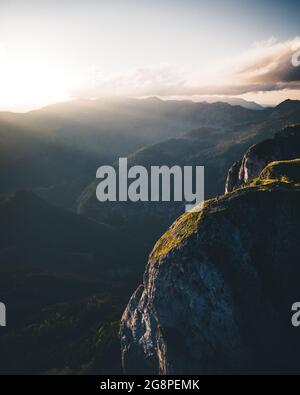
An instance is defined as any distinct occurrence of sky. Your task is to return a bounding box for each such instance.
[0,0,299,111]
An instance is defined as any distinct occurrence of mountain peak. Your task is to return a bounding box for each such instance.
[274,99,300,111]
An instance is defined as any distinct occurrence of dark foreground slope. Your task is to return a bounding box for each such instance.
[0,191,143,374]
[120,160,300,374]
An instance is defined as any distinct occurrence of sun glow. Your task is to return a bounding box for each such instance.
[0,1,299,111]
[0,47,71,112]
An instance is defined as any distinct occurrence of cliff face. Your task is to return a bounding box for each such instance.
[225,125,300,193]
[120,142,300,374]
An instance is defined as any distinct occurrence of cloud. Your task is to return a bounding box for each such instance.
[72,63,187,98]
[72,37,300,99]
[234,37,300,87]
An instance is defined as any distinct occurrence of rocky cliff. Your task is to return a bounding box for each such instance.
[120,150,300,374]
[225,125,300,193]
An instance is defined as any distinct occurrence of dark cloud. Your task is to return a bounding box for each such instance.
[72,38,300,98]
[237,39,300,84]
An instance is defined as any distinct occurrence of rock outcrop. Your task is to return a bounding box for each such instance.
[120,156,300,374]
[225,125,300,193]
[260,159,300,185]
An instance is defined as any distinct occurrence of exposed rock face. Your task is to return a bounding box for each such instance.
[224,158,242,195]
[120,162,300,374]
[225,125,300,193]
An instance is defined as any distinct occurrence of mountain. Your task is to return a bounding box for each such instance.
[225,125,300,193]
[270,99,300,118]
[79,101,300,247]
[2,98,300,375]
[120,141,300,374]
[0,191,144,374]
[78,126,232,245]
[194,96,265,110]
[0,97,267,209]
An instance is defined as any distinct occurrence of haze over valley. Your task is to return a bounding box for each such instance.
[1,0,300,375]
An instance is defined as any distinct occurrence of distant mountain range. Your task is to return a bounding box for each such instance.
[190,96,266,110]
[79,99,300,243]
[0,97,268,209]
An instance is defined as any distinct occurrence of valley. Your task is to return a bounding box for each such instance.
[1,97,300,373]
